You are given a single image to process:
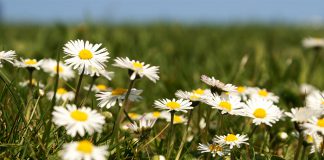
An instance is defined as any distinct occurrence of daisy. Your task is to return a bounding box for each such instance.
[175,88,212,102]
[47,87,75,102]
[300,83,318,95]
[203,93,244,115]
[302,37,324,49]
[127,117,156,134]
[0,50,16,66]
[59,140,108,160]
[80,65,114,80]
[243,98,282,126]
[306,91,324,110]
[19,79,44,88]
[144,111,168,120]
[230,86,253,101]
[249,88,279,103]
[96,88,142,109]
[63,39,109,70]
[41,59,75,81]
[213,133,249,149]
[201,75,237,93]
[154,98,192,113]
[84,84,110,93]
[310,134,324,154]
[128,112,142,121]
[52,104,105,137]
[303,117,324,135]
[197,143,229,157]
[113,57,159,83]
[14,58,43,70]
[165,114,187,124]
[285,107,319,123]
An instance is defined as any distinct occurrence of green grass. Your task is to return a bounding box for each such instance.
[0,23,323,159]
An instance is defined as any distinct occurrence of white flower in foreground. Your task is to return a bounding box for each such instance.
[213,133,249,149]
[14,58,43,70]
[63,39,109,70]
[0,50,16,66]
[59,140,108,160]
[79,65,114,80]
[154,98,192,113]
[84,84,110,93]
[47,87,75,102]
[52,104,105,137]
[243,98,282,126]
[306,91,324,110]
[249,88,279,103]
[285,107,319,123]
[127,117,156,134]
[204,93,244,115]
[113,57,159,83]
[41,59,75,81]
[197,143,229,157]
[303,117,324,135]
[302,37,324,49]
[201,75,237,92]
[300,83,318,95]
[96,88,142,109]
[175,88,211,102]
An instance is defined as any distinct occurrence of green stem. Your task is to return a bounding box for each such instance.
[205,106,211,142]
[308,48,321,82]
[300,144,307,160]
[74,67,85,105]
[294,132,303,160]
[80,76,97,107]
[175,109,193,160]
[166,111,175,159]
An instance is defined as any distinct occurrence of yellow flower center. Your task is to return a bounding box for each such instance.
[237,86,246,93]
[152,112,161,118]
[317,118,324,127]
[133,62,143,69]
[219,101,232,111]
[76,140,93,154]
[306,135,314,143]
[24,59,37,65]
[111,88,127,95]
[258,90,268,97]
[253,108,267,118]
[96,84,107,91]
[208,144,223,152]
[321,100,324,105]
[70,110,88,122]
[53,65,64,73]
[128,113,139,119]
[193,88,204,95]
[225,134,238,142]
[174,115,183,123]
[166,102,181,110]
[79,49,93,60]
[57,88,67,95]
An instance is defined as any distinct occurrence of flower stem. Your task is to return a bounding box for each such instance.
[308,48,321,82]
[80,76,97,107]
[175,109,193,160]
[166,111,175,159]
[74,67,85,105]
[294,131,303,160]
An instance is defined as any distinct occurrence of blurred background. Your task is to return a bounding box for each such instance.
[0,0,323,109]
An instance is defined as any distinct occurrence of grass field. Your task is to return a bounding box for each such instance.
[0,24,324,159]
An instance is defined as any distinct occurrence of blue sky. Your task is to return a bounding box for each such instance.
[1,0,324,24]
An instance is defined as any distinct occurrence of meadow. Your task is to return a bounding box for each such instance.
[0,24,323,159]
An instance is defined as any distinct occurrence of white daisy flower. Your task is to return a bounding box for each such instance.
[14,58,43,70]
[41,59,75,81]
[285,107,319,123]
[128,112,142,121]
[306,91,324,110]
[303,117,324,135]
[300,83,318,95]
[302,37,324,49]
[19,79,44,88]
[52,104,105,137]
[113,57,159,83]
[63,39,109,70]
[249,88,279,103]
[201,75,237,93]
[127,117,156,134]
[47,87,75,102]
[96,88,142,109]
[213,133,249,149]
[79,65,114,80]
[175,88,212,102]
[0,50,16,66]
[203,93,244,115]
[84,84,110,93]
[144,111,167,120]
[197,143,229,157]
[165,114,187,124]
[59,140,108,160]
[230,86,253,101]
[310,135,324,154]
[154,98,193,113]
[243,98,282,126]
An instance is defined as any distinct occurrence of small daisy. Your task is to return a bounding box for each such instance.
[165,114,188,124]
[213,133,249,149]
[59,140,108,160]
[249,88,279,103]
[144,111,166,120]
[243,98,282,126]
[127,117,156,134]
[96,88,142,109]
[204,93,244,115]
[47,87,75,102]
[113,57,159,83]
[0,50,16,66]
[306,91,324,110]
[230,86,253,101]
[302,37,324,49]
[201,75,237,93]
[197,143,229,157]
[285,107,319,123]
[175,88,212,102]
[63,39,110,70]
[154,98,192,113]
[19,79,44,88]
[80,65,114,80]
[128,112,142,121]
[14,58,43,70]
[303,117,324,135]
[84,84,110,93]
[41,59,75,81]
[52,104,105,137]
